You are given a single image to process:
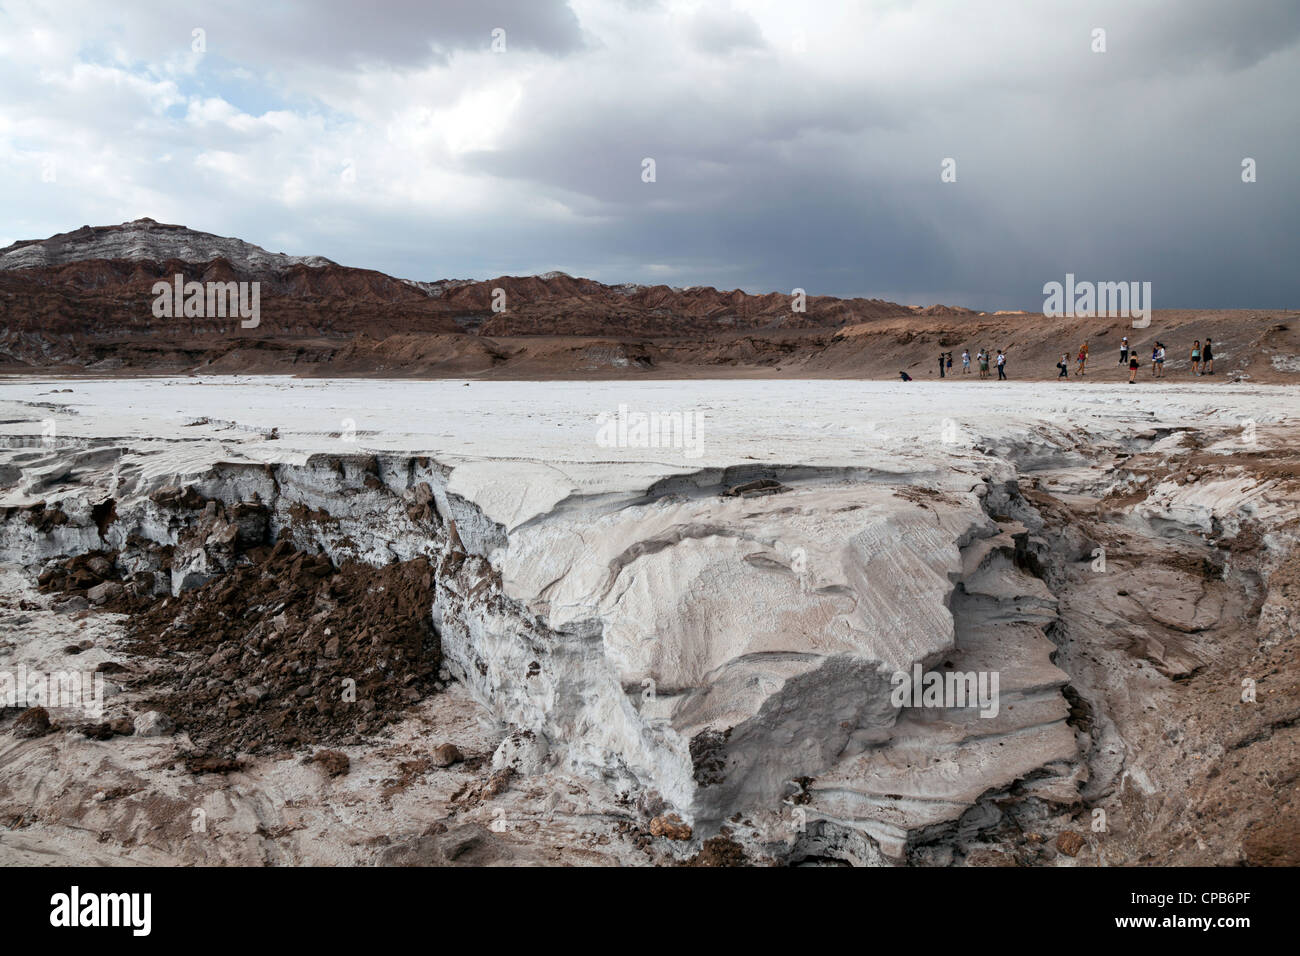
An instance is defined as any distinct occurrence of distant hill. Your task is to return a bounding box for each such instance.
[1,219,1294,382]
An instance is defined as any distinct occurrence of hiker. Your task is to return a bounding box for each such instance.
[1191,340,1201,375]
[1156,342,1166,377]
[1203,337,1214,374]
[899,370,913,382]
[1119,336,1129,366]
[938,352,946,378]
[1075,341,1088,376]
[1151,342,1160,377]
[978,349,990,379]
[1057,353,1069,378]
[961,349,970,374]
[996,349,1007,380]
[946,352,953,374]
[1128,352,1140,383]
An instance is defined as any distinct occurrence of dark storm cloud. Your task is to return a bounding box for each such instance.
[1136,0,1300,72]
[2,0,1298,309]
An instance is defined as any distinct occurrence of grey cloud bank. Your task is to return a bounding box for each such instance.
[1,0,1296,310]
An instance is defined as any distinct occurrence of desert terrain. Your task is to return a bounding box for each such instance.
[3,220,1297,385]
[1,220,1297,867]
[1,377,1296,866]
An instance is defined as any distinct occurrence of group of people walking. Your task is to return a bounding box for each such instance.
[902,348,1008,382]
[1117,335,1215,382]
[963,348,1006,379]
[1054,341,1094,377]
[901,335,1218,384]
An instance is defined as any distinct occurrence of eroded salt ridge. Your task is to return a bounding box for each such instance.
[0,421,1086,860]
[3,379,1296,864]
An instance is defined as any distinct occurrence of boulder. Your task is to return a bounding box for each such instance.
[87,580,124,605]
[432,743,463,767]
[13,706,51,738]
[490,731,549,776]
[133,711,175,738]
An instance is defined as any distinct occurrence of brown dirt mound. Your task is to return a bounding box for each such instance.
[678,834,758,867]
[125,541,441,753]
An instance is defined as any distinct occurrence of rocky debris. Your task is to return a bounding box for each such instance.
[679,834,754,866]
[80,718,134,740]
[24,503,69,533]
[374,823,531,866]
[722,478,787,498]
[311,749,350,777]
[87,580,124,605]
[12,706,50,738]
[38,548,164,609]
[491,730,549,776]
[964,848,1016,867]
[128,542,440,752]
[649,813,693,841]
[482,768,514,799]
[169,499,270,595]
[1056,830,1086,857]
[184,754,245,775]
[39,550,117,595]
[432,742,464,767]
[1242,800,1300,866]
[133,711,174,738]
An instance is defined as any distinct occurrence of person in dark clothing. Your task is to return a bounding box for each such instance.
[938,353,945,378]
[996,349,1007,380]
[1057,354,1069,378]
[1203,338,1214,374]
[899,370,913,381]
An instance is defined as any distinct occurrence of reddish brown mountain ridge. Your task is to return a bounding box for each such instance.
[0,218,921,369]
[1,219,1294,382]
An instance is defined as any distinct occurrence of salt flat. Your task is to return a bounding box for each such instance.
[8,376,1293,530]
[3,375,1294,468]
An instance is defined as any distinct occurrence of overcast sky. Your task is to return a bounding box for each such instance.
[1,0,1296,309]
